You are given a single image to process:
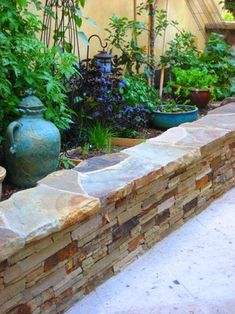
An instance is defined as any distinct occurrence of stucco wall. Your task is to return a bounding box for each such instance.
[35,0,223,63]
[77,0,222,60]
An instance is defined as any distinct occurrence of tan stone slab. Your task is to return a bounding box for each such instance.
[75,152,129,173]
[0,186,100,243]
[123,142,199,174]
[0,186,100,262]
[39,170,86,195]
[0,225,25,264]
[80,156,163,204]
[183,113,235,132]
[208,102,235,115]
[79,144,199,204]
[148,125,230,155]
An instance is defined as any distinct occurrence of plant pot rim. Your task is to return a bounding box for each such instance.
[0,166,6,182]
[190,88,210,92]
[153,104,198,115]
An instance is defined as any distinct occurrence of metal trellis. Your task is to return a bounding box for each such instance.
[41,0,81,59]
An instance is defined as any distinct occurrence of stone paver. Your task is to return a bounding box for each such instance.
[67,188,235,314]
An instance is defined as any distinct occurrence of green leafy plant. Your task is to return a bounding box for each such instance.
[168,67,218,99]
[137,2,178,84]
[119,75,160,110]
[171,67,218,89]
[222,11,234,21]
[157,102,196,113]
[220,0,235,12]
[0,0,79,139]
[105,15,147,75]
[200,32,235,99]
[58,155,75,169]
[105,9,176,80]
[162,32,235,100]
[160,30,200,68]
[87,124,114,153]
[81,144,90,155]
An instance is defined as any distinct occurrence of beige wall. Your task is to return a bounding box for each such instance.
[79,0,206,60]
[36,0,223,63]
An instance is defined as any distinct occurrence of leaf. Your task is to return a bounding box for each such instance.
[77,31,89,46]
[17,0,27,7]
[86,17,98,28]
[75,8,83,19]
[79,0,85,7]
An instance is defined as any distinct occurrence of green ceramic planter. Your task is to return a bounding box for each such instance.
[151,105,199,129]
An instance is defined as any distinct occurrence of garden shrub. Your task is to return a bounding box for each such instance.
[67,65,152,142]
[169,67,218,99]
[0,0,78,142]
[159,30,200,69]
[119,75,160,111]
[162,32,235,100]
[200,33,235,100]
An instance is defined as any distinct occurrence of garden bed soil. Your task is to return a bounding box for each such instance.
[65,128,163,163]
[1,182,22,202]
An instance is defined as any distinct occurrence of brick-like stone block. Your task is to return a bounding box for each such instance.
[0,278,25,306]
[158,196,175,213]
[117,204,141,226]
[113,246,144,273]
[10,304,32,314]
[156,209,170,226]
[196,175,209,189]
[128,235,144,252]
[183,197,198,213]
[40,298,55,312]
[44,241,78,272]
[3,234,71,284]
[112,217,139,240]
[55,288,73,306]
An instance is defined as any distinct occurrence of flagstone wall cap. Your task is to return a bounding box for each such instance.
[0,102,235,262]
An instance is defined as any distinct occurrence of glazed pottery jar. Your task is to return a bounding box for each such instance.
[190,88,211,109]
[4,93,61,188]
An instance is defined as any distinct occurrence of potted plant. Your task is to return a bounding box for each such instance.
[169,67,218,109]
[151,102,199,129]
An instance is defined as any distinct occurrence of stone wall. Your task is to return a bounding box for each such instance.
[1,103,235,313]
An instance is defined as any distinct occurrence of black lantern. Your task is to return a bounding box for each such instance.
[94,50,113,74]
[86,34,113,75]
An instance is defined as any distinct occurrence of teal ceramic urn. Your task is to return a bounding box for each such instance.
[4,93,61,188]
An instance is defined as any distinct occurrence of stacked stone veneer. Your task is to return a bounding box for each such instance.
[1,103,235,313]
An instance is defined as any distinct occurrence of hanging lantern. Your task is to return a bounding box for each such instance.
[94,50,113,75]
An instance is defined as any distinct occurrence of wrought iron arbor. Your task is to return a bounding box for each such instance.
[41,0,81,58]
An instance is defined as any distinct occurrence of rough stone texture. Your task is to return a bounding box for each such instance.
[67,187,235,314]
[0,103,235,313]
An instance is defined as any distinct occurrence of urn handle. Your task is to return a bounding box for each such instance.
[6,122,21,155]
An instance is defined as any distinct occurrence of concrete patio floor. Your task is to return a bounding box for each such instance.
[67,188,235,314]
